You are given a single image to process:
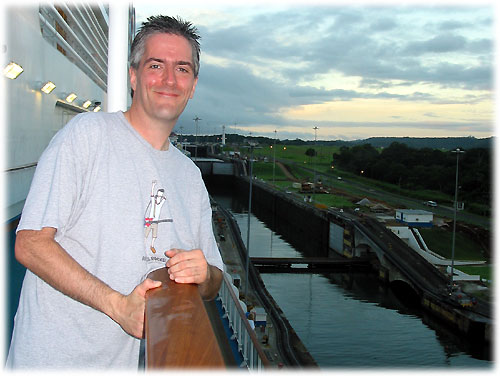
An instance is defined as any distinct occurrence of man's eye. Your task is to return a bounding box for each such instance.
[150,64,161,69]
[178,67,189,73]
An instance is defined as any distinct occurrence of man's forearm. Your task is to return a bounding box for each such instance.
[198,265,223,300]
[15,228,122,320]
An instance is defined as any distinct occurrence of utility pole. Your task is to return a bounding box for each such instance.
[179,125,184,151]
[312,126,319,203]
[244,141,255,300]
[193,116,201,161]
[272,130,277,186]
[450,148,465,294]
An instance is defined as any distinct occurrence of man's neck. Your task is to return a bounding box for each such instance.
[123,108,174,151]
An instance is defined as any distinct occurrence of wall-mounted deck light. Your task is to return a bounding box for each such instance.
[93,105,101,112]
[41,81,56,94]
[82,100,92,109]
[3,62,24,79]
[65,93,77,103]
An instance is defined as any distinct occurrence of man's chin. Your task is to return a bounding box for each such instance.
[153,110,183,125]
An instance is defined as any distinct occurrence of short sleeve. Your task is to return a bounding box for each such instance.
[17,115,91,237]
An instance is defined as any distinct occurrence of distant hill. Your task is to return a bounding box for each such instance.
[347,136,493,150]
[181,133,493,151]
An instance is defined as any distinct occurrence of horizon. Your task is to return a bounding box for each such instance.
[174,132,494,143]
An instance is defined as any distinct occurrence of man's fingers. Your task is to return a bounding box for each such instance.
[135,278,162,297]
[164,249,182,266]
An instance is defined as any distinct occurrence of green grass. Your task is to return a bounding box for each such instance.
[251,161,288,181]
[245,144,339,171]
[311,194,355,208]
[419,227,487,261]
[241,144,455,205]
[455,265,492,282]
[251,161,354,208]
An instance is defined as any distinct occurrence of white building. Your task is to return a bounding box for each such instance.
[395,209,433,227]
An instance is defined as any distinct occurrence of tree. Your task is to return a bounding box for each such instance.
[305,148,317,157]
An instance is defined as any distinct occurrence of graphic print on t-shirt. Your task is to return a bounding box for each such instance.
[144,180,172,253]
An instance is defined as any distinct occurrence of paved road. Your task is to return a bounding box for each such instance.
[279,159,490,229]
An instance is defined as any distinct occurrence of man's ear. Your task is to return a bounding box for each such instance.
[129,67,137,92]
[189,77,198,99]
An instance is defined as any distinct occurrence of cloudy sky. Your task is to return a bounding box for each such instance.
[134,0,495,141]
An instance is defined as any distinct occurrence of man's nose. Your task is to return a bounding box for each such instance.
[162,65,176,85]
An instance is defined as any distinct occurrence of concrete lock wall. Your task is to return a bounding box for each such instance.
[329,222,344,255]
[234,178,330,257]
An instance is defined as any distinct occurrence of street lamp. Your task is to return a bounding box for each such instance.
[193,116,201,161]
[244,141,256,300]
[450,148,465,293]
[272,130,277,186]
[312,126,319,203]
[179,125,184,151]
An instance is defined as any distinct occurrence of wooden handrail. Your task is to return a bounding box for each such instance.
[145,268,225,369]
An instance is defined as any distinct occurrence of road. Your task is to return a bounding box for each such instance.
[279,159,490,229]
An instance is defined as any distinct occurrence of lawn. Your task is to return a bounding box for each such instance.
[247,144,339,168]
[250,161,288,181]
[455,265,492,282]
[419,227,487,262]
[251,161,354,209]
[245,144,455,204]
[310,193,355,208]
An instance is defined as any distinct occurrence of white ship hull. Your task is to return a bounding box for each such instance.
[3,4,133,221]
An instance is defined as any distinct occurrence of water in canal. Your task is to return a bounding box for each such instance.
[210,189,492,369]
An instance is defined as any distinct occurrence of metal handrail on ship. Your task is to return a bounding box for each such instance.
[216,204,305,367]
[218,271,270,369]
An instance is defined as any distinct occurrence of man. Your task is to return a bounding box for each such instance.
[7,15,223,369]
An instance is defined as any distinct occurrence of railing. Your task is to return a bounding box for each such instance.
[144,267,270,369]
[218,271,270,369]
[4,163,37,173]
[145,268,225,369]
[38,4,109,90]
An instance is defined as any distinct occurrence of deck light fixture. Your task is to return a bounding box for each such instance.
[82,100,92,109]
[65,93,77,103]
[3,62,24,79]
[41,81,56,94]
[93,105,101,112]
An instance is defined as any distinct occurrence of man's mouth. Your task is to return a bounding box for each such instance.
[155,90,179,98]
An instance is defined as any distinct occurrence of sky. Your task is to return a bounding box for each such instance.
[134,0,496,141]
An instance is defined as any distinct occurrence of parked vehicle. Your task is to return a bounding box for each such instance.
[424,200,438,207]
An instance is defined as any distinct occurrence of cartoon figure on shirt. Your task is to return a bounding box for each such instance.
[144,180,172,253]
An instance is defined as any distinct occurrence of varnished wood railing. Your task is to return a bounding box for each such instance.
[144,268,225,369]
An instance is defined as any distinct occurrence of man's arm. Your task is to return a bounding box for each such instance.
[198,265,223,300]
[15,227,161,338]
[165,249,223,300]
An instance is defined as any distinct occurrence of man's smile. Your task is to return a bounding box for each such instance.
[154,90,179,97]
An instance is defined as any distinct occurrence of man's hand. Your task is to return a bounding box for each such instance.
[15,228,163,338]
[110,278,162,339]
[165,249,208,284]
[165,249,222,300]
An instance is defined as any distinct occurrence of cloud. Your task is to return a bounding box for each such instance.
[136,4,494,139]
[404,34,467,55]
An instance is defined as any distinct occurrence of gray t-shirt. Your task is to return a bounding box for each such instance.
[7,111,223,369]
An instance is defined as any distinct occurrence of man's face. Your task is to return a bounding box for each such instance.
[130,33,198,125]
